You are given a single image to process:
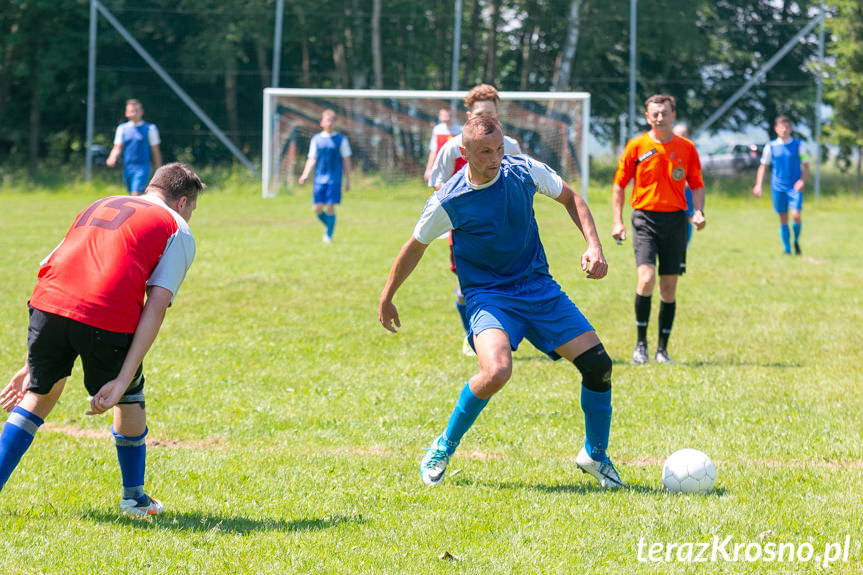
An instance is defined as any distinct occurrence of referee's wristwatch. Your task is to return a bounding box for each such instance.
[695,208,705,217]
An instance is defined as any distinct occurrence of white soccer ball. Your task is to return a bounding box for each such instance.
[662,448,716,494]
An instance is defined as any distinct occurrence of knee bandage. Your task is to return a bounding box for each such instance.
[118,371,146,407]
[573,344,612,392]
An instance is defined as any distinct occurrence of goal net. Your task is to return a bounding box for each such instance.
[262,88,591,199]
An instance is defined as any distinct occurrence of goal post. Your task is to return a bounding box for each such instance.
[262,88,591,200]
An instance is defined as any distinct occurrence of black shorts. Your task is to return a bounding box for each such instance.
[631,210,688,275]
[26,306,144,401]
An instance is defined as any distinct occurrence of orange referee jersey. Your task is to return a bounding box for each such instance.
[614,132,704,212]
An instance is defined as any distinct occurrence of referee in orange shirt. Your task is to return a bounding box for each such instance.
[612,94,706,365]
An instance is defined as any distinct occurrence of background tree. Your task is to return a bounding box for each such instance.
[824,0,863,194]
[0,0,831,178]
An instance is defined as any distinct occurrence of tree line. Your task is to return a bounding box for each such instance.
[0,0,859,183]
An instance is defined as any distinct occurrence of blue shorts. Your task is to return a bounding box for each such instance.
[465,279,593,360]
[313,182,342,205]
[123,165,150,194]
[684,186,694,218]
[772,187,803,214]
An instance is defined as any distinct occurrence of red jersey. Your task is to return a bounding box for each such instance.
[30,195,195,333]
[614,132,704,212]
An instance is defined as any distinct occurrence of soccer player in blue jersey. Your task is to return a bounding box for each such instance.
[752,116,810,255]
[299,109,353,244]
[379,116,624,489]
[106,99,163,195]
[673,124,695,247]
[428,84,522,357]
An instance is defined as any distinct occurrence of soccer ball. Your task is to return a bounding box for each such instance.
[662,448,716,494]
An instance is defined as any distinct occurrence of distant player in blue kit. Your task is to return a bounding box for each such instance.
[379,116,624,489]
[672,124,695,246]
[752,115,809,255]
[299,109,352,244]
[106,99,162,195]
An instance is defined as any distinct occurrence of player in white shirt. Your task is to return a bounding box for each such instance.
[423,108,462,183]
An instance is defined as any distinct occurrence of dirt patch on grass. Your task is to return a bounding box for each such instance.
[41,424,225,450]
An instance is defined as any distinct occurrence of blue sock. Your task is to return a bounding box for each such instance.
[455,299,470,334]
[581,387,612,463]
[686,222,692,247]
[792,221,801,243]
[780,224,791,253]
[0,406,44,493]
[316,212,327,228]
[441,381,489,455]
[325,213,336,238]
[113,427,148,501]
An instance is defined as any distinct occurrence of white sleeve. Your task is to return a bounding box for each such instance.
[147,229,196,300]
[113,126,123,146]
[760,144,772,165]
[39,239,65,267]
[148,124,161,146]
[413,194,453,244]
[526,157,564,199]
[340,136,352,157]
[504,135,522,155]
[307,139,318,159]
[429,140,459,188]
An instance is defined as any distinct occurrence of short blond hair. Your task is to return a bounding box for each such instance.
[464,84,500,111]
[462,116,501,147]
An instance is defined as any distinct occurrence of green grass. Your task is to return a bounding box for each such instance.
[1,177,862,573]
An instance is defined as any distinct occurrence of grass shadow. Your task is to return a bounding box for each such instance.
[81,510,364,534]
[614,357,802,369]
[455,478,667,495]
[459,478,727,497]
[678,359,802,369]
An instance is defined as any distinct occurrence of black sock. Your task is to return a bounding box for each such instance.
[657,300,676,351]
[635,294,651,344]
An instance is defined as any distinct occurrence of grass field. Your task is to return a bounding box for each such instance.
[0,176,861,574]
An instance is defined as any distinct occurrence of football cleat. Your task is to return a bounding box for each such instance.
[420,439,451,486]
[322,233,333,244]
[120,494,163,517]
[632,341,649,365]
[654,349,675,364]
[793,241,801,256]
[576,447,625,489]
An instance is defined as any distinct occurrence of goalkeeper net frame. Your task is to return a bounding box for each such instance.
[262,88,591,199]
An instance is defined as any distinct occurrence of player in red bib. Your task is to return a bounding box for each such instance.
[423,107,462,183]
[0,163,204,516]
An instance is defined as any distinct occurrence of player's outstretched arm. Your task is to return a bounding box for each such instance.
[151,144,163,170]
[87,286,173,415]
[298,157,316,185]
[342,157,352,191]
[691,187,706,230]
[0,364,30,412]
[796,161,810,192]
[379,237,429,333]
[555,182,607,280]
[753,165,766,197]
[611,183,627,242]
[106,144,123,168]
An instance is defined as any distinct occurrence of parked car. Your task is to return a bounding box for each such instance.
[700,142,763,175]
[87,144,110,166]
